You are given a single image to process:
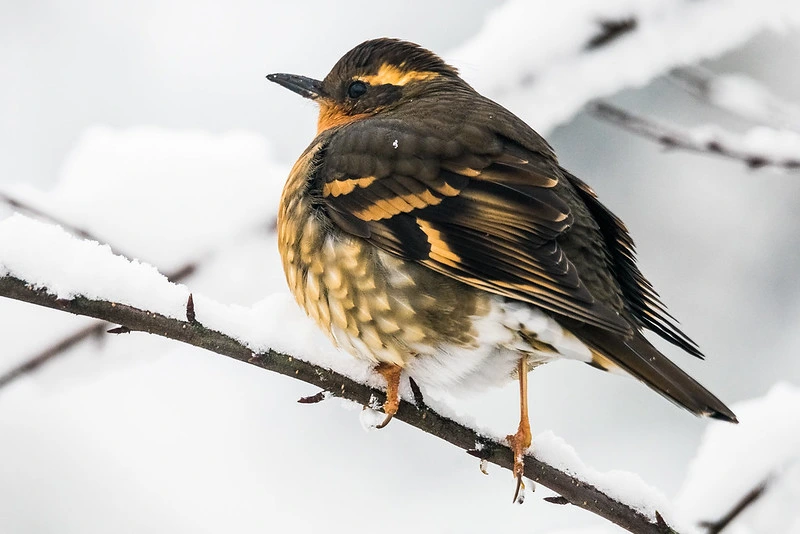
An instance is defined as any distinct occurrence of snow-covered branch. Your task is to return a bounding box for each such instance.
[0,190,203,388]
[0,273,678,534]
[448,0,800,134]
[589,101,800,170]
[669,67,800,132]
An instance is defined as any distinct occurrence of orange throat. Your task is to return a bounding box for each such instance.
[317,103,370,133]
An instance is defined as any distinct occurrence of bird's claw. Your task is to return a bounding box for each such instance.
[507,425,531,504]
[374,363,402,429]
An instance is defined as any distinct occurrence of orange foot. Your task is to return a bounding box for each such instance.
[374,363,402,429]
[507,356,532,503]
[506,420,531,503]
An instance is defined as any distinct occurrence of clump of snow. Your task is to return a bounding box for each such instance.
[534,430,676,525]
[448,0,800,134]
[0,214,189,319]
[674,383,800,533]
[358,404,386,432]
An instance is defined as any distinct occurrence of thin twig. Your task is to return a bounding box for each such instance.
[699,478,771,534]
[0,322,105,388]
[0,274,678,534]
[588,101,800,170]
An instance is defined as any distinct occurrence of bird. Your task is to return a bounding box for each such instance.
[267,37,737,501]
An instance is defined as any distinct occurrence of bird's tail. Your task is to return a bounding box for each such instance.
[575,328,738,423]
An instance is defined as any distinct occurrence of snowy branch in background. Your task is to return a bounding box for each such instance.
[699,478,770,534]
[449,0,800,134]
[0,191,100,244]
[0,259,198,389]
[589,102,800,171]
[0,214,680,534]
[0,127,284,388]
[675,384,800,533]
[669,67,800,132]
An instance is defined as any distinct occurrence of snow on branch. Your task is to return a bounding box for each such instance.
[589,101,800,171]
[669,67,800,132]
[448,0,800,134]
[0,126,282,388]
[0,214,681,534]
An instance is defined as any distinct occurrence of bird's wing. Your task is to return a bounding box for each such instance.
[317,116,632,335]
[564,171,704,358]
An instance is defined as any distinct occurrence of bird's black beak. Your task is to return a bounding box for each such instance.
[267,73,325,100]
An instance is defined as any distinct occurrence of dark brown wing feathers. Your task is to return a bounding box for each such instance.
[565,171,705,358]
[318,116,632,335]
[313,96,734,422]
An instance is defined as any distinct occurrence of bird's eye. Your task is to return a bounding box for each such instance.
[347,80,368,99]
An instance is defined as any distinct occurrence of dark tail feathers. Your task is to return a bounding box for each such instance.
[577,328,738,423]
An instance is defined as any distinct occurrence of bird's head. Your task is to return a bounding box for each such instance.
[267,38,462,133]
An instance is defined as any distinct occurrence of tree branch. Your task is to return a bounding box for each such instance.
[699,477,771,534]
[589,101,800,171]
[0,274,677,534]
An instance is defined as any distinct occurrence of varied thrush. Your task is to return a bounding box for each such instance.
[268,38,737,500]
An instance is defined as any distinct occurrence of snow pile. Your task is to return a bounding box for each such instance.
[5,126,287,270]
[0,213,189,316]
[449,0,800,134]
[675,383,800,533]
[534,431,675,524]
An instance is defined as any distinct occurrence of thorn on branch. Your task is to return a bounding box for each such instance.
[167,263,198,284]
[297,390,327,404]
[544,495,571,505]
[107,325,131,334]
[186,293,197,324]
[746,157,768,169]
[586,17,637,50]
[408,376,425,407]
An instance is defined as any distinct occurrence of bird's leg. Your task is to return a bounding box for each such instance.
[375,362,402,429]
[506,357,531,503]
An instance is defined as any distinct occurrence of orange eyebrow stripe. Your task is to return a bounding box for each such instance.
[359,63,439,86]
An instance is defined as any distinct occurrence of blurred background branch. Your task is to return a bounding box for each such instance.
[589,101,800,171]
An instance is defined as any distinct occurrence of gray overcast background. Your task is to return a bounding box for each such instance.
[2,1,800,533]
